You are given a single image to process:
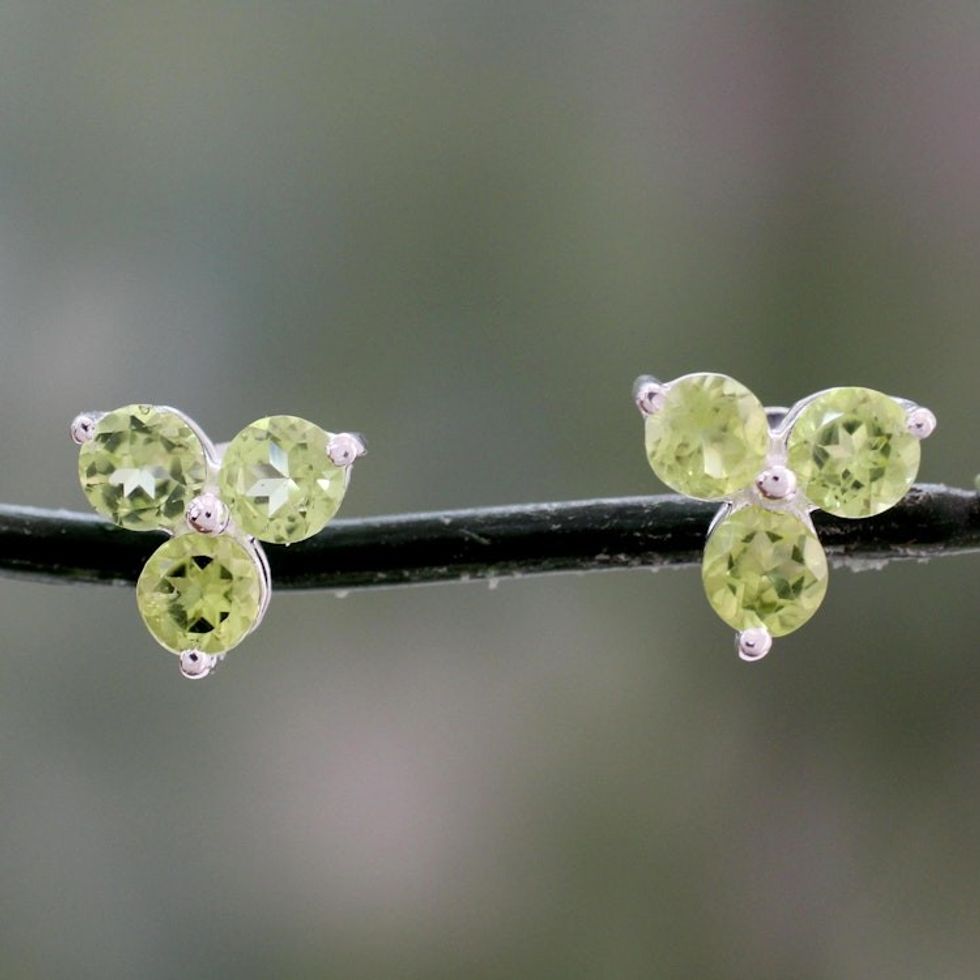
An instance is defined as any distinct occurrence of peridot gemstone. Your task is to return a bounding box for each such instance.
[218,415,347,544]
[701,506,828,636]
[136,532,264,654]
[786,387,919,518]
[79,405,207,531]
[645,373,770,500]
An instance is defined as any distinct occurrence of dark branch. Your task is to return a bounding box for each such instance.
[0,484,976,591]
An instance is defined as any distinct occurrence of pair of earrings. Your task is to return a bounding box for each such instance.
[69,374,935,676]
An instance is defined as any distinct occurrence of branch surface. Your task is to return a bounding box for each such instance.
[0,484,976,591]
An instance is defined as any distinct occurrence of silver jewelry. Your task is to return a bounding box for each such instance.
[71,405,365,678]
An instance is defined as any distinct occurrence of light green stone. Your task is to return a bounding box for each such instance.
[786,387,919,518]
[218,415,347,544]
[79,405,207,531]
[702,506,828,636]
[137,532,264,654]
[645,373,770,500]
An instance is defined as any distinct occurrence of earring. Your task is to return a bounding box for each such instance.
[70,405,365,678]
[634,374,936,661]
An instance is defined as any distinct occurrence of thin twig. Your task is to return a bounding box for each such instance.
[0,484,975,591]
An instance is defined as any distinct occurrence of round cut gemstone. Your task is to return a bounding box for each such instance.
[701,506,828,636]
[645,373,770,500]
[137,532,264,654]
[218,415,347,544]
[79,405,207,530]
[786,387,919,518]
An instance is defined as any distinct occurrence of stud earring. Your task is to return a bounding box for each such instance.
[634,373,936,661]
[71,405,365,678]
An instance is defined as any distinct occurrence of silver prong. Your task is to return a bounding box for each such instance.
[179,650,220,679]
[633,375,666,417]
[327,432,367,467]
[754,465,797,501]
[69,412,102,445]
[906,406,937,439]
[186,492,230,536]
[737,627,772,662]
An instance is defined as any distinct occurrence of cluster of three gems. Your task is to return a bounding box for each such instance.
[73,405,364,676]
[636,374,935,659]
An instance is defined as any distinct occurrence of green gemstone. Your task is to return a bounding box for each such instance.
[137,532,264,654]
[79,405,207,531]
[702,506,828,636]
[645,373,770,500]
[786,387,919,518]
[218,415,347,544]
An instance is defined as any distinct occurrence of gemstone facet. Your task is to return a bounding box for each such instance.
[701,506,829,636]
[786,387,920,518]
[79,405,207,531]
[219,415,348,543]
[645,373,770,500]
[137,532,264,654]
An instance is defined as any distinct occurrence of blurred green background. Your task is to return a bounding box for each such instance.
[0,2,978,978]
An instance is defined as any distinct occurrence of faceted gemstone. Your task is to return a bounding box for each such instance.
[218,415,347,544]
[645,373,770,500]
[701,506,828,636]
[786,387,919,518]
[137,532,264,654]
[79,405,207,531]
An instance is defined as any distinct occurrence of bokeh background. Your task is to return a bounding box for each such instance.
[0,2,978,977]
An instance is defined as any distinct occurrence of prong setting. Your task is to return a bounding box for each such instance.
[327,432,367,467]
[633,376,666,417]
[906,406,937,439]
[737,627,773,662]
[179,649,220,679]
[636,376,934,660]
[754,465,797,501]
[73,406,361,664]
[69,413,101,445]
[186,492,230,536]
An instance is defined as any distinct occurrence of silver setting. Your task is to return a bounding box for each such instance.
[906,406,937,439]
[73,403,360,666]
[737,628,772,662]
[156,404,223,471]
[249,536,274,629]
[327,432,367,467]
[186,492,230,536]
[706,500,733,538]
[765,406,789,428]
[771,386,837,438]
[179,649,221,679]
[633,375,667,417]
[636,374,934,661]
[754,465,797,501]
[69,412,102,445]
